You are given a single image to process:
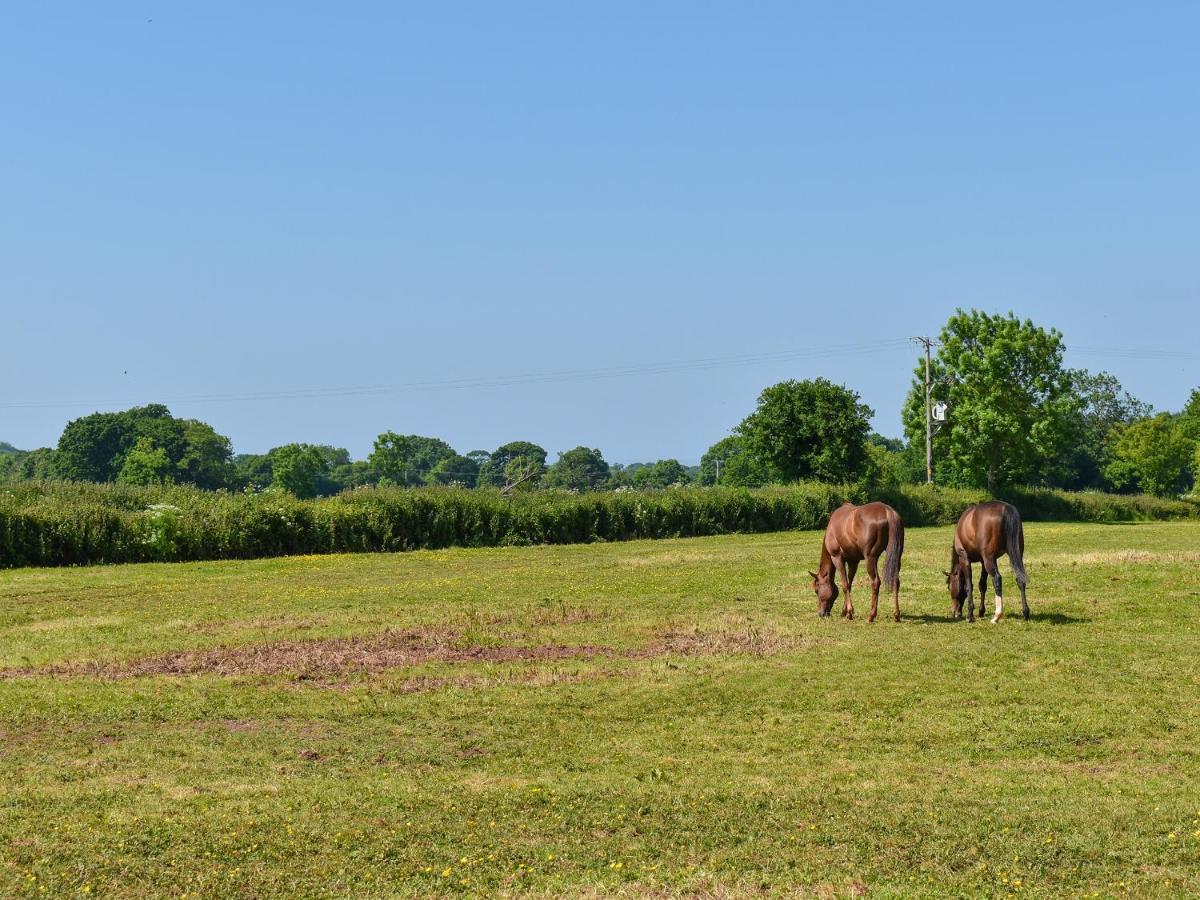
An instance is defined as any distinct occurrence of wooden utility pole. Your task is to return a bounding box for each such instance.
[913,337,935,484]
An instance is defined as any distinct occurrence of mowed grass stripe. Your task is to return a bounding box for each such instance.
[1,522,1199,897]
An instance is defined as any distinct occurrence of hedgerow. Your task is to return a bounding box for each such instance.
[0,480,1195,569]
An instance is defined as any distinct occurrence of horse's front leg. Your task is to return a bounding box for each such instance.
[865,556,881,623]
[977,569,988,618]
[964,561,974,624]
[838,558,857,620]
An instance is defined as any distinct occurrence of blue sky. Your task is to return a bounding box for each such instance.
[3,2,1197,463]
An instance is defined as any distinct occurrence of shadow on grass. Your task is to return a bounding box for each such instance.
[904,611,1090,625]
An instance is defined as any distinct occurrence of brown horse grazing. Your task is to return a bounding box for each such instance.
[945,500,1029,623]
[809,501,904,621]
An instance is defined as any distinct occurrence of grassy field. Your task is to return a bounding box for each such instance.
[1,522,1198,898]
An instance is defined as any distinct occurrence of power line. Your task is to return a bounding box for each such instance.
[0,340,914,410]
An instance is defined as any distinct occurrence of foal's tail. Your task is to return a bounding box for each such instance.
[884,509,904,591]
[1004,503,1028,588]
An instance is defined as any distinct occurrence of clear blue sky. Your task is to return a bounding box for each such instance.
[3,2,1197,463]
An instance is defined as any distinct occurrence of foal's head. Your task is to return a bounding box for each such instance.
[809,569,839,617]
[944,552,970,616]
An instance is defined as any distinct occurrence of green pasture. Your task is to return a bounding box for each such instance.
[1,522,1198,897]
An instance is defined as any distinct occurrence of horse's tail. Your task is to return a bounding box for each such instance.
[884,508,904,591]
[1004,503,1028,588]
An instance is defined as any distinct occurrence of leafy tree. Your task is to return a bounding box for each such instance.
[1048,370,1153,490]
[55,410,131,481]
[54,405,234,488]
[426,453,480,487]
[736,378,873,483]
[630,459,691,488]
[1104,415,1195,497]
[544,447,610,491]
[698,435,774,487]
[478,441,547,489]
[0,447,57,481]
[901,310,1076,491]
[116,437,175,485]
[269,443,329,499]
[369,433,457,486]
[233,453,274,491]
[1178,388,1200,441]
[0,441,20,455]
[176,420,235,489]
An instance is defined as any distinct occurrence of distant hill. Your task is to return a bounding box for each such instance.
[0,441,22,455]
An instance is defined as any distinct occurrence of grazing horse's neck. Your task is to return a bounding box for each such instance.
[818,543,835,578]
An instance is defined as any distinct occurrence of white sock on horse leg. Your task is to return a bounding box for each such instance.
[991,595,1003,623]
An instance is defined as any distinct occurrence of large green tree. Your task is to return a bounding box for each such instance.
[544,447,610,491]
[54,405,233,487]
[902,310,1076,491]
[368,433,457,487]
[736,378,873,483]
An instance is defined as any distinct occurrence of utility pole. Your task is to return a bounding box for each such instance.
[912,337,935,484]
[714,458,721,485]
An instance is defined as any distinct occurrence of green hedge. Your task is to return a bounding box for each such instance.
[1,480,1195,569]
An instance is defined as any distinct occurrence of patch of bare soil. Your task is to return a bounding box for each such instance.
[1,624,812,682]
[1,628,616,680]
[642,626,807,658]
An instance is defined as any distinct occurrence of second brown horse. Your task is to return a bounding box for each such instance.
[945,500,1029,623]
[809,501,904,621]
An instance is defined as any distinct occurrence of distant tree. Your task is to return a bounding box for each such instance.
[1104,415,1195,497]
[116,437,175,486]
[426,453,480,487]
[269,443,329,498]
[330,459,379,491]
[868,433,905,453]
[54,405,235,488]
[176,420,235,489]
[737,378,873,483]
[1178,388,1200,441]
[55,410,131,481]
[544,447,610,491]
[630,459,691,488]
[369,433,457,486]
[698,435,774,487]
[901,310,1076,491]
[1047,370,1154,490]
[0,447,57,481]
[232,453,274,491]
[478,441,547,489]
[0,441,20,455]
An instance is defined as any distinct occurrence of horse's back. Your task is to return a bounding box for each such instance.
[826,501,898,556]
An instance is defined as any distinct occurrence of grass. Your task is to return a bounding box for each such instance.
[1,522,1198,898]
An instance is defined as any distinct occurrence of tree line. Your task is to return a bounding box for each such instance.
[3,310,1198,498]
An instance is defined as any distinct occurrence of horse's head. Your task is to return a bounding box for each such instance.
[944,553,970,616]
[809,570,839,617]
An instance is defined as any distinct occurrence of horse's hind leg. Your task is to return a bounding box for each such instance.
[985,556,1003,623]
[977,569,988,618]
[865,555,881,623]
